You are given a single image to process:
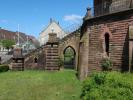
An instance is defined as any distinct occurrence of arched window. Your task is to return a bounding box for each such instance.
[34,57,38,63]
[104,33,110,56]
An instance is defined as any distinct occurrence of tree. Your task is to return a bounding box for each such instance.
[2,39,15,52]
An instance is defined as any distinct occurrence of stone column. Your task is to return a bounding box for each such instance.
[11,47,24,71]
[45,33,59,70]
[78,28,90,80]
[129,26,133,72]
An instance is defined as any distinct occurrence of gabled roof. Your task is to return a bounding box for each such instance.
[40,19,65,35]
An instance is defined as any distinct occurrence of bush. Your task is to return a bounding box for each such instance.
[94,72,106,85]
[57,57,64,68]
[101,58,112,71]
[81,72,133,100]
[0,64,9,72]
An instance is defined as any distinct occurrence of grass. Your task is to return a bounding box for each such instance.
[0,70,81,100]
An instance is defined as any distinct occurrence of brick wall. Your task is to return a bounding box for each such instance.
[82,10,133,72]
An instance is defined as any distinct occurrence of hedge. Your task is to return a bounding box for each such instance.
[0,64,9,72]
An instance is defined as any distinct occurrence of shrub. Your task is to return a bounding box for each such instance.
[57,57,64,68]
[94,72,106,85]
[101,58,112,71]
[81,72,133,100]
[0,64,9,72]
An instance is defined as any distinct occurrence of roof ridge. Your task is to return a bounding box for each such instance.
[40,19,65,34]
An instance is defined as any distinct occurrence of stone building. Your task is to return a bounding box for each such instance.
[39,19,66,46]
[79,0,133,79]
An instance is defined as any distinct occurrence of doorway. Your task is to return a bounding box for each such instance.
[63,46,76,69]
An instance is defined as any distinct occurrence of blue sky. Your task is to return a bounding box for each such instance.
[0,0,93,38]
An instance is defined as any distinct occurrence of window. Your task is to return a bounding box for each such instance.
[34,57,38,63]
[104,33,110,56]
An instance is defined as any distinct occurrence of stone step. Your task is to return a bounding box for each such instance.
[46,55,58,57]
[46,56,59,58]
[46,57,59,59]
[46,48,58,50]
[46,46,58,49]
[11,68,24,71]
[11,63,24,71]
[45,67,60,70]
[46,65,58,67]
[46,63,58,65]
[46,59,59,62]
[46,51,58,53]
[46,52,58,55]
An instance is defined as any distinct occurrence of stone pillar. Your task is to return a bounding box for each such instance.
[11,48,24,71]
[78,28,90,80]
[84,7,92,20]
[45,33,59,70]
[48,33,58,43]
[129,26,133,72]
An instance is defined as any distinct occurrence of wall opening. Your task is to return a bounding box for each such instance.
[63,46,76,69]
[104,33,110,56]
[34,57,38,63]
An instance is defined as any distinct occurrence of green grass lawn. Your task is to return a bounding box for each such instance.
[0,70,81,100]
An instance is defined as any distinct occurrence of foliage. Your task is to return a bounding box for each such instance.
[65,47,75,56]
[93,72,106,85]
[81,71,133,100]
[0,70,81,100]
[101,58,113,71]
[0,40,2,45]
[0,64,9,72]
[1,39,15,50]
[58,57,64,68]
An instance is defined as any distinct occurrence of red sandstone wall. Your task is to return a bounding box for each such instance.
[87,13,133,72]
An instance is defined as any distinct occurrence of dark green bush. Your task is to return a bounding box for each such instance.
[94,72,106,85]
[0,64,9,72]
[81,72,133,100]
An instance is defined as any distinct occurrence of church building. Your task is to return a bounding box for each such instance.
[79,0,133,79]
[39,19,66,45]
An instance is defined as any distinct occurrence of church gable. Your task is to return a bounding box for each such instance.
[39,19,66,45]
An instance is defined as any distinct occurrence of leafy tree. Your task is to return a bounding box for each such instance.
[2,39,15,52]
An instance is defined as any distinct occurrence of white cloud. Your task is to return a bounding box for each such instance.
[64,14,83,23]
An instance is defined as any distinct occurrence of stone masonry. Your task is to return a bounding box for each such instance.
[45,33,59,70]
[80,1,133,79]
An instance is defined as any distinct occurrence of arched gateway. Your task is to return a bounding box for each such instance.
[63,46,76,69]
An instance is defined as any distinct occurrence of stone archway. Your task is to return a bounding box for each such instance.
[58,31,80,70]
[63,46,76,69]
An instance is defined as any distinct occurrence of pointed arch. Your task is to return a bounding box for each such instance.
[100,25,112,57]
[104,33,110,56]
[63,46,76,69]
[100,25,113,40]
[63,46,76,56]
